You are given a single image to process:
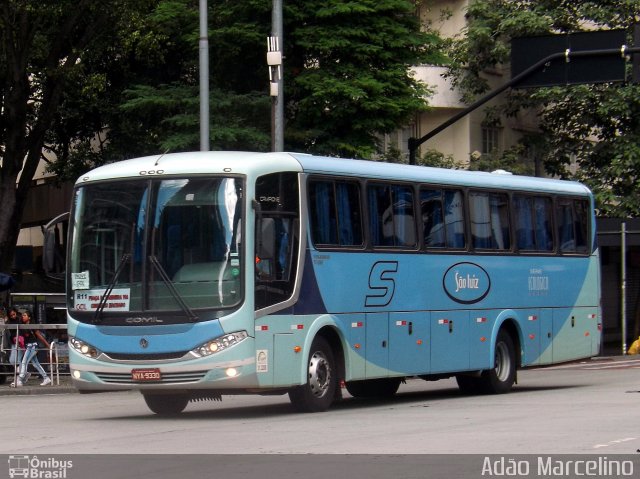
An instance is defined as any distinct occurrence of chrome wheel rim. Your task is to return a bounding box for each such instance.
[495,341,511,382]
[308,350,331,398]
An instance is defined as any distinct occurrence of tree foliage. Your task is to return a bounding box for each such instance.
[0,0,157,273]
[446,0,640,216]
[284,0,441,157]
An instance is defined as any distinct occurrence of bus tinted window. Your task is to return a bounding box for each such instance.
[309,180,363,247]
[255,172,300,309]
[469,192,510,250]
[368,184,416,248]
[557,198,589,254]
[420,188,466,249]
[514,195,553,252]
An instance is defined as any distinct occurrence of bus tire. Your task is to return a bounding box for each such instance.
[143,393,189,415]
[480,330,516,394]
[289,336,336,413]
[345,378,402,398]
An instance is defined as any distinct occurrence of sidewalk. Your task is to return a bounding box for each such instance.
[0,374,75,396]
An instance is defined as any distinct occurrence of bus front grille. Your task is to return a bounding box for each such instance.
[95,371,208,384]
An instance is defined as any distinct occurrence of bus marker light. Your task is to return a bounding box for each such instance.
[293,346,302,353]
[584,332,590,337]
[396,320,407,326]
[256,325,269,331]
[529,334,535,340]
[416,339,423,345]
[480,337,487,342]
[528,316,537,321]
[351,322,363,328]
[354,343,361,349]
[476,317,487,323]
[291,324,304,330]
[226,368,238,377]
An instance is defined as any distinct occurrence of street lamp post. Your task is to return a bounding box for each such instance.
[268,0,284,152]
[199,0,210,151]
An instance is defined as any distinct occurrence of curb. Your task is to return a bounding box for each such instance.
[0,377,76,396]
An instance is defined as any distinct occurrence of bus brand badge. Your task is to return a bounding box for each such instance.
[443,262,491,304]
[140,338,149,348]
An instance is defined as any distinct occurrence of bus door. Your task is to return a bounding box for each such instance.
[430,311,470,373]
[365,312,389,378]
[389,312,429,375]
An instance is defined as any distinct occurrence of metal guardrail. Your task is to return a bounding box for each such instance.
[0,323,67,386]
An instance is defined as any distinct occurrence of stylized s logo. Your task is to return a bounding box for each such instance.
[365,261,398,307]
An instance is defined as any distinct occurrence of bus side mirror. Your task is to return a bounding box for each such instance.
[42,212,69,281]
[256,218,276,279]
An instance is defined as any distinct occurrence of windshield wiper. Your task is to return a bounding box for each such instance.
[93,253,131,324]
[149,255,198,322]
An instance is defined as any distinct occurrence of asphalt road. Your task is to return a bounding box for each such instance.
[1,356,639,456]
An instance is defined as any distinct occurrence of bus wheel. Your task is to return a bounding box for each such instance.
[480,330,516,394]
[143,393,189,415]
[345,378,402,398]
[289,336,336,413]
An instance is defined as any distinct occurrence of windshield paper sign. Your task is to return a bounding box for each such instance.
[74,289,131,311]
[443,262,491,304]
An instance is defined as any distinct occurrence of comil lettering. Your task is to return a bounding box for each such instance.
[455,271,480,293]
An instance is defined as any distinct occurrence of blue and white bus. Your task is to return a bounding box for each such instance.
[66,151,601,414]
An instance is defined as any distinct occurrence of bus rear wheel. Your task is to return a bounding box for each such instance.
[289,336,337,413]
[345,378,402,398]
[479,330,516,394]
[143,393,189,415]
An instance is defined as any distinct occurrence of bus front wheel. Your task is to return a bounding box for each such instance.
[480,330,516,394]
[143,393,189,415]
[289,336,337,413]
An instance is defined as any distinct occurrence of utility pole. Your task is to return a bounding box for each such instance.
[268,0,284,152]
[199,0,210,151]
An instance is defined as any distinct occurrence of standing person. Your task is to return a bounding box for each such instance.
[6,307,23,372]
[12,310,51,387]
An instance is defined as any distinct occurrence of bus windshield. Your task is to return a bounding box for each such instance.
[68,177,243,318]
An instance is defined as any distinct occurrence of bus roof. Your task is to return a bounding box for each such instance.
[291,153,591,196]
[76,151,591,196]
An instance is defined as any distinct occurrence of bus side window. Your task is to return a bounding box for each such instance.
[514,195,553,252]
[309,179,363,247]
[420,188,445,248]
[557,198,589,254]
[469,192,510,250]
[368,183,416,248]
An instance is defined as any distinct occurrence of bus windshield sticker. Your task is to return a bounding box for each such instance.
[71,271,90,290]
[443,262,491,304]
[74,288,131,312]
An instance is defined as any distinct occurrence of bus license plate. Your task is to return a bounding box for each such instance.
[132,369,161,382]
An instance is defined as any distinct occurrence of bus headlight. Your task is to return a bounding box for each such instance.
[69,337,101,359]
[192,331,248,357]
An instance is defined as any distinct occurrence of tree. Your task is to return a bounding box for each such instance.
[0,0,158,274]
[51,0,442,168]
[445,0,640,216]
[285,0,442,158]
[46,0,272,183]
